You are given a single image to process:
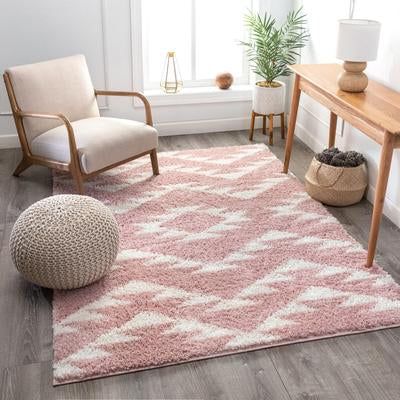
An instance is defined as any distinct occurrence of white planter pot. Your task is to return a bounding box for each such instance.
[252,80,286,115]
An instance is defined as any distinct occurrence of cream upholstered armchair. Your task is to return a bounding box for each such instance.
[3,55,159,194]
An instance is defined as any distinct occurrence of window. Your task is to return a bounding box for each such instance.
[140,0,254,90]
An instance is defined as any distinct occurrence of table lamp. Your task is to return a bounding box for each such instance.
[336,19,381,92]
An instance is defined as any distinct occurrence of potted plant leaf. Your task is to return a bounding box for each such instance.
[241,8,309,116]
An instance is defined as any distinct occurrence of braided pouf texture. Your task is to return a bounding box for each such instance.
[10,195,119,289]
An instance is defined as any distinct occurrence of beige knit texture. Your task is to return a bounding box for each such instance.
[10,195,119,289]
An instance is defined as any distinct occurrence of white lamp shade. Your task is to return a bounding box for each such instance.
[336,19,381,62]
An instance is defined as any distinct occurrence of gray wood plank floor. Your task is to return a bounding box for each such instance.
[1,130,399,400]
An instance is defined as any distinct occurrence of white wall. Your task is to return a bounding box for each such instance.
[294,0,400,227]
[0,0,292,148]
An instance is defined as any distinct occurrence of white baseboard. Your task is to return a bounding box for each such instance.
[0,134,20,149]
[295,120,400,228]
[156,115,282,136]
[294,119,326,152]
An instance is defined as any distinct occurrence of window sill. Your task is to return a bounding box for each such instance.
[135,85,253,107]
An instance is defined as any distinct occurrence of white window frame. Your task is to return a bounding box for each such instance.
[130,0,264,106]
[142,0,253,90]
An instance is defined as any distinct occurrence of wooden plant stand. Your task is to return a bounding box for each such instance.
[249,111,285,145]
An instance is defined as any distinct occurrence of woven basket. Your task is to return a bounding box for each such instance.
[305,157,367,206]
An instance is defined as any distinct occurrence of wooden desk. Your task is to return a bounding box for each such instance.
[283,64,400,267]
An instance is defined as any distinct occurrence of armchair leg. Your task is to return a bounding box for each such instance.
[13,157,32,177]
[70,167,84,195]
[150,149,159,175]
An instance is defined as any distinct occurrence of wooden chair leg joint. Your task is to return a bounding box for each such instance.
[13,157,32,177]
[150,149,159,175]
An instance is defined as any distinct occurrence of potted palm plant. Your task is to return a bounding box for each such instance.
[241,9,309,116]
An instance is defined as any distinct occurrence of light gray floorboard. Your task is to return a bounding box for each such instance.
[0,130,399,399]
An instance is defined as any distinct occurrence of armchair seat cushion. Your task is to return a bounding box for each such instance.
[30,117,158,174]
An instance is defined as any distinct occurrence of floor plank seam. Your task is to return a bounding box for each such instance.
[268,355,294,400]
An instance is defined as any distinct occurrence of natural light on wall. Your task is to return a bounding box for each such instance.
[142,0,253,89]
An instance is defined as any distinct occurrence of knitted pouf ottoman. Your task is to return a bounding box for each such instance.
[10,195,119,289]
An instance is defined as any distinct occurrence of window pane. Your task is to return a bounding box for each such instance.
[142,0,192,84]
[195,0,251,80]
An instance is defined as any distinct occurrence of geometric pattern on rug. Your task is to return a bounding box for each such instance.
[52,144,400,385]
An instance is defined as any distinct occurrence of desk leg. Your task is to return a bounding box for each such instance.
[329,112,338,148]
[366,131,395,267]
[283,74,301,173]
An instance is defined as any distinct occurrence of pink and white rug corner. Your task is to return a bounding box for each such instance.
[52,144,400,385]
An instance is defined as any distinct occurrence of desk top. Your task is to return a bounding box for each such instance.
[290,64,400,135]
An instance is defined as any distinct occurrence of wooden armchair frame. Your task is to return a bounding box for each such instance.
[3,72,159,194]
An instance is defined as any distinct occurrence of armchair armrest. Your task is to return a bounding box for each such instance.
[95,90,153,126]
[16,111,79,166]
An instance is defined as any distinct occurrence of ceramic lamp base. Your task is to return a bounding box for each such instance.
[338,61,368,93]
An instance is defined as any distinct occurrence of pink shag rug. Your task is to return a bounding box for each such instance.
[53,144,400,385]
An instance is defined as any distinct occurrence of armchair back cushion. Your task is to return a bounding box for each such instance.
[6,55,100,144]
